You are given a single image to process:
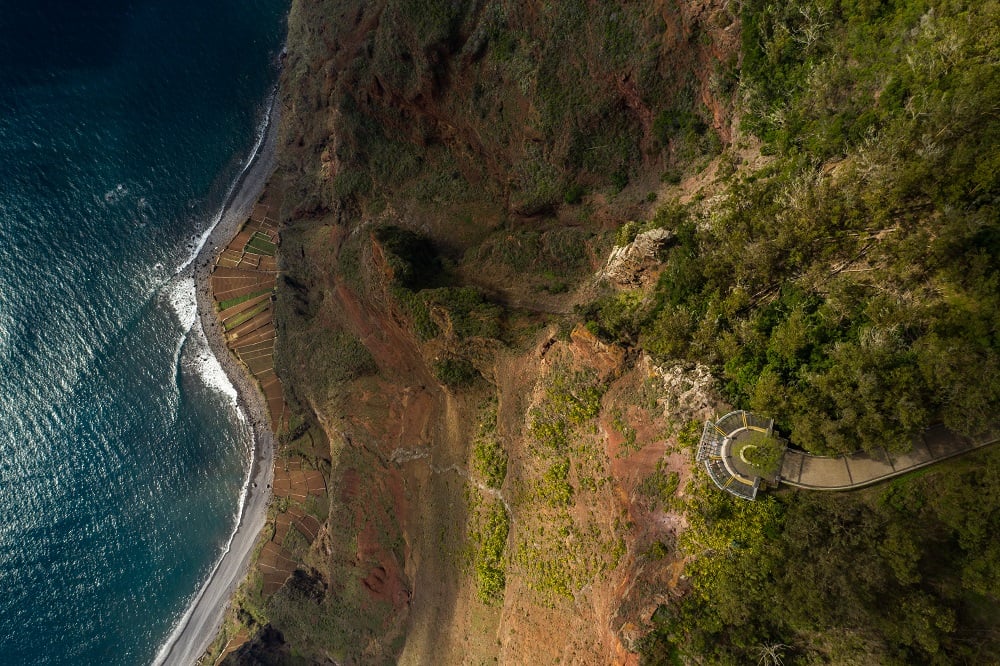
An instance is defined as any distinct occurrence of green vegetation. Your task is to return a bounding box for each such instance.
[224,301,270,331]
[611,409,639,457]
[422,287,502,340]
[637,461,681,511]
[246,232,277,256]
[265,0,1000,661]
[375,226,506,342]
[472,402,507,489]
[433,357,479,388]
[538,457,573,508]
[587,0,1000,456]
[512,509,625,603]
[470,500,510,604]
[579,289,647,346]
[512,358,623,603]
[528,366,605,453]
[218,287,272,311]
[391,287,439,341]
[314,0,720,221]
[468,227,591,275]
[739,431,785,477]
[642,447,1000,664]
[278,320,378,404]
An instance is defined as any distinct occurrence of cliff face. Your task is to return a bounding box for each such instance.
[215,0,1000,663]
[219,1,738,663]
[279,0,738,219]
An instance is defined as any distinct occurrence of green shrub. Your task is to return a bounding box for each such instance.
[564,183,586,204]
[474,502,510,603]
[422,287,502,339]
[615,221,640,247]
[433,358,479,388]
[638,462,680,509]
[473,435,507,489]
[539,458,573,507]
[392,287,439,340]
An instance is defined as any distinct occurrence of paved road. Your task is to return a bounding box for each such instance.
[781,424,1000,490]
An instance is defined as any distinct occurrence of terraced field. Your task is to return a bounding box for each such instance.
[260,459,328,595]
[209,197,330,658]
[210,197,287,431]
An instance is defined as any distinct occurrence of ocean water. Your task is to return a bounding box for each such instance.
[0,1,287,664]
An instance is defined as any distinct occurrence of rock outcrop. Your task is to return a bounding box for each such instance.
[600,228,674,286]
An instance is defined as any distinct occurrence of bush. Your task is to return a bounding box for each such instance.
[374,226,443,289]
[564,183,586,204]
[473,436,507,488]
[539,458,573,507]
[422,287,502,339]
[433,358,479,388]
[474,502,510,603]
[392,287,439,340]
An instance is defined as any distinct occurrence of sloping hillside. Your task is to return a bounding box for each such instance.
[210,1,1000,664]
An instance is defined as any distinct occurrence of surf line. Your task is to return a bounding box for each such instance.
[162,86,275,399]
[174,88,276,277]
[152,89,276,666]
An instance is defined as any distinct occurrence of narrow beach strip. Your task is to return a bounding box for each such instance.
[154,96,281,666]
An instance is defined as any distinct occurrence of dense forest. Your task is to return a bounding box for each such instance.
[642,448,1000,664]
[585,0,999,456]
[629,0,1000,663]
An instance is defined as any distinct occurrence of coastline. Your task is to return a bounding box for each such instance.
[155,96,281,666]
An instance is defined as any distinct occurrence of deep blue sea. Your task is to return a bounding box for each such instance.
[0,1,287,663]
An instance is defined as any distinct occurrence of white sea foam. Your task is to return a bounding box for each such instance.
[163,276,240,408]
[153,281,254,666]
[166,276,198,331]
[185,319,240,409]
[164,276,196,399]
[153,89,275,666]
[173,92,274,277]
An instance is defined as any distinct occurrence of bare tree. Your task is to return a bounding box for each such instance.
[758,643,789,666]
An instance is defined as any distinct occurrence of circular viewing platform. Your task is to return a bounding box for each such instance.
[696,410,786,501]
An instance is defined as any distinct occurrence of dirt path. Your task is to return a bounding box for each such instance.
[781,424,1000,490]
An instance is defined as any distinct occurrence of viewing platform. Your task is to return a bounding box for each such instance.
[698,412,1000,500]
[696,410,784,501]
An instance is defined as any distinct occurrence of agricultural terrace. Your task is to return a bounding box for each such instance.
[211,196,286,431]
[209,194,333,661]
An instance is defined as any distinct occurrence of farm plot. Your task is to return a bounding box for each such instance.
[209,199,287,435]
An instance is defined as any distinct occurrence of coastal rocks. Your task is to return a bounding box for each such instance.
[600,228,674,286]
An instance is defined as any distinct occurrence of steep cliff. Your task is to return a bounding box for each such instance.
[213,0,1000,664]
[208,1,737,663]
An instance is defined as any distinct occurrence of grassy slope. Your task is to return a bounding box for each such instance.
[219,1,736,662]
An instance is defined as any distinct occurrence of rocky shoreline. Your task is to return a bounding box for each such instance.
[155,98,281,666]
